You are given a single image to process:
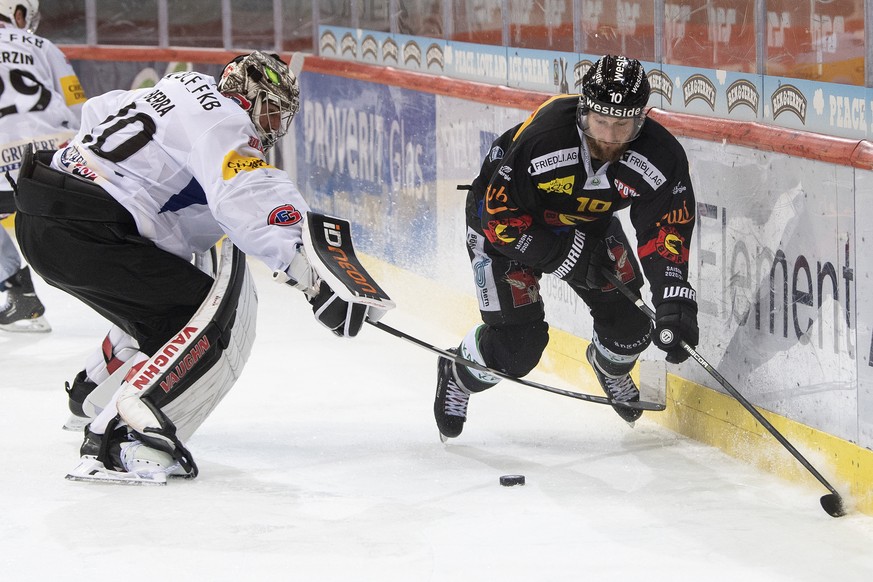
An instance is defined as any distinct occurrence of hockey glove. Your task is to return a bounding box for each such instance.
[310,281,367,337]
[653,298,699,364]
[557,237,610,291]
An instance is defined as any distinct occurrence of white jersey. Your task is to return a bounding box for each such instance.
[51,70,311,277]
[0,22,84,181]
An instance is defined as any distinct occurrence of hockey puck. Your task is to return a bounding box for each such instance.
[499,474,525,486]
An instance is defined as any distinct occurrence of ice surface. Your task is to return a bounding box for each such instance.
[2,255,873,581]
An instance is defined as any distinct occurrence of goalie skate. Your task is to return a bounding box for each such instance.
[66,434,189,486]
[65,456,170,486]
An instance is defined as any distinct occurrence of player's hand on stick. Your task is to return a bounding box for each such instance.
[653,297,698,364]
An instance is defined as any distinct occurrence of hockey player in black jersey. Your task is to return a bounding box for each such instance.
[435,54,699,438]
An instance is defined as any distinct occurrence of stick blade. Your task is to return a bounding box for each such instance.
[623,400,666,412]
[820,493,846,518]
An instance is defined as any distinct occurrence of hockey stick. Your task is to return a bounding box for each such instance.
[600,268,846,518]
[366,319,665,411]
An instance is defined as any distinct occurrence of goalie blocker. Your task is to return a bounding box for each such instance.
[68,241,257,484]
[299,212,395,336]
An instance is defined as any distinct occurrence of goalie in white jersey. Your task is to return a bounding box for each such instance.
[0,0,85,333]
[12,51,375,483]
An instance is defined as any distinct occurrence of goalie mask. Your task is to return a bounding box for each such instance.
[577,55,650,144]
[0,0,40,32]
[218,51,300,151]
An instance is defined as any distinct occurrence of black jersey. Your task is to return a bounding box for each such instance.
[468,95,696,306]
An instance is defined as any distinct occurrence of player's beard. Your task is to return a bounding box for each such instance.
[586,138,629,163]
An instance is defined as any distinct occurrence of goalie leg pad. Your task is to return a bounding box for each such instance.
[116,241,257,442]
[72,242,255,483]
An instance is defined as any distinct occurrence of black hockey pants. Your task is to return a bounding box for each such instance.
[12,147,213,356]
[465,208,653,376]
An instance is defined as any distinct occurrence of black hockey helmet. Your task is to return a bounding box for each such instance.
[577,55,650,143]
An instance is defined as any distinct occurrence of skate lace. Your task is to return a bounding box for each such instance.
[603,374,638,402]
[444,378,470,417]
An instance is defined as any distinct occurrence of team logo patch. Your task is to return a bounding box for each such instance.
[268,205,303,226]
[222,151,274,179]
[504,266,539,308]
[484,216,532,245]
[601,235,636,291]
[537,175,575,194]
[638,226,688,264]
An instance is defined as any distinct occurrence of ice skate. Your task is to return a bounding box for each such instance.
[0,266,51,333]
[434,349,471,441]
[67,425,189,485]
[586,343,643,426]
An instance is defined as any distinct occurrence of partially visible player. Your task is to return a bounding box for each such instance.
[14,51,381,483]
[0,0,85,332]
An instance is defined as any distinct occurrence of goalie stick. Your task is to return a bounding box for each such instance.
[367,319,665,411]
[600,267,846,518]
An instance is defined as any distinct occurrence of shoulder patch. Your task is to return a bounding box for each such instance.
[268,204,303,226]
[222,151,274,180]
[60,75,86,106]
[528,147,579,176]
[620,150,666,189]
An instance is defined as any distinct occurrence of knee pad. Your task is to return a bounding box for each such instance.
[479,321,549,378]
